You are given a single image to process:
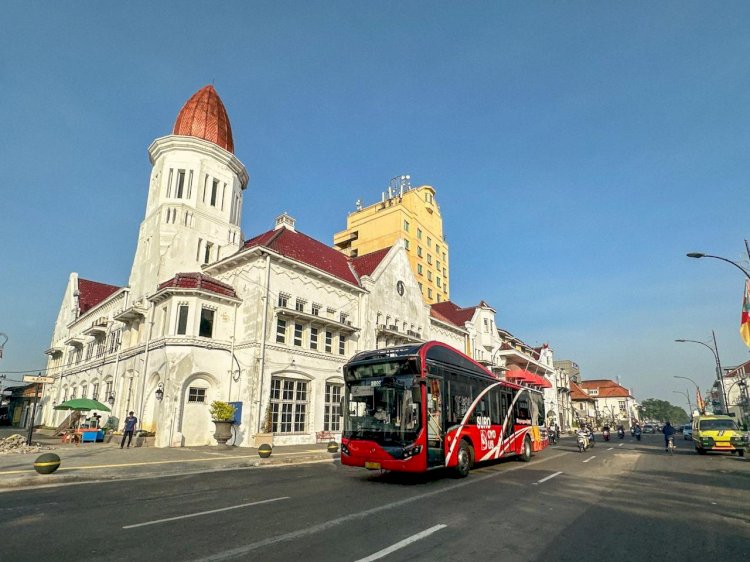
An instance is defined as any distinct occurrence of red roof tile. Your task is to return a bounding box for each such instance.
[78,278,120,314]
[157,273,238,298]
[429,308,456,325]
[580,380,632,398]
[430,301,477,326]
[351,247,391,278]
[243,227,359,286]
[173,85,234,153]
[570,380,593,401]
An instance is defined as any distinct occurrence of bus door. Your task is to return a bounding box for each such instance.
[426,377,444,467]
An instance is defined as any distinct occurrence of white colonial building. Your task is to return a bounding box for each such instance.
[40,85,560,447]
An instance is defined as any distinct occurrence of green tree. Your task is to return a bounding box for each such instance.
[640,398,689,425]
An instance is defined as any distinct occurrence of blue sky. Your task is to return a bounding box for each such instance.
[2,2,749,406]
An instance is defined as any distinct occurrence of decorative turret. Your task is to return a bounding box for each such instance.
[127,86,248,303]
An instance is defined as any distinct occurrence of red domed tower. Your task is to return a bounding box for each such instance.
[128,86,249,300]
[172,85,235,154]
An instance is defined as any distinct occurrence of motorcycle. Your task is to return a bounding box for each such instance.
[635,428,642,441]
[603,428,610,442]
[618,428,625,439]
[576,431,589,453]
[548,428,558,445]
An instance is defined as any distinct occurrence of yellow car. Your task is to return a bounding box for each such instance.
[692,415,748,457]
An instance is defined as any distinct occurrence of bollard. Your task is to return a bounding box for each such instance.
[327,440,339,453]
[33,453,61,474]
[258,443,272,458]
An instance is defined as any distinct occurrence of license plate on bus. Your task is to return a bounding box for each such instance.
[365,461,381,470]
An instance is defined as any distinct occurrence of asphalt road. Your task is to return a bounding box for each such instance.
[2,434,749,561]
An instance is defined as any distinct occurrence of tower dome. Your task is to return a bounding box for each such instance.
[172,85,234,153]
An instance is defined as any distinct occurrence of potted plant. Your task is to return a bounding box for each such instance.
[209,401,236,446]
[253,404,274,448]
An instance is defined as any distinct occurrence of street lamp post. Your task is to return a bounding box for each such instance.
[687,252,750,280]
[672,389,693,416]
[673,375,703,413]
[675,335,729,415]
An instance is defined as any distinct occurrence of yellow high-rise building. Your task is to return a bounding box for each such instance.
[333,176,449,304]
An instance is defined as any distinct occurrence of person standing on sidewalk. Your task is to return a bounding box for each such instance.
[121,411,138,449]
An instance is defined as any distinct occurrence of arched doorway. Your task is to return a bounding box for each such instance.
[178,373,218,446]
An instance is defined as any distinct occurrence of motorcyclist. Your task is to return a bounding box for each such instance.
[634,423,642,441]
[662,421,676,452]
[576,427,590,450]
[548,423,557,444]
[617,424,625,439]
[586,424,595,445]
[602,424,611,441]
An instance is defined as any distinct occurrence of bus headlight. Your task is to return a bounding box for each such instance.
[402,444,422,459]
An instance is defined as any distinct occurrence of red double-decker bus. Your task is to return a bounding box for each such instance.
[341,341,548,477]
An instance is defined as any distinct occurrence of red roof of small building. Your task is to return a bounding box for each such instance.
[78,278,120,315]
[430,301,478,326]
[579,379,632,398]
[173,85,234,153]
[570,380,594,401]
[243,227,360,286]
[157,273,238,298]
[351,247,391,278]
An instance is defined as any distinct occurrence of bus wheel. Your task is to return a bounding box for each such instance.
[518,436,532,462]
[453,440,473,478]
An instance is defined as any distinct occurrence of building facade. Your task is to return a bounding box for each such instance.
[40,85,562,448]
[578,379,639,429]
[333,176,450,304]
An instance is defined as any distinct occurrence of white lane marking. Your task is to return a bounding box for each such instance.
[607,447,614,451]
[583,456,596,463]
[355,524,447,562]
[123,497,290,529]
[619,443,623,447]
[534,471,563,485]
[192,451,569,561]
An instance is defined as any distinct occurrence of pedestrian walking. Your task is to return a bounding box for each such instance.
[121,411,138,449]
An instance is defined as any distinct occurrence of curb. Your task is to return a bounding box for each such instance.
[0,451,341,491]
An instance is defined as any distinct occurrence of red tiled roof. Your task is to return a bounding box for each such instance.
[173,85,234,154]
[243,227,359,286]
[580,380,632,398]
[430,301,477,326]
[157,273,238,298]
[351,247,391,278]
[78,278,120,315]
[430,307,456,325]
[570,380,594,401]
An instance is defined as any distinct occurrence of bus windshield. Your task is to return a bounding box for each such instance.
[344,374,421,446]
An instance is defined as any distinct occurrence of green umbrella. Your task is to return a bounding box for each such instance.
[54,398,111,412]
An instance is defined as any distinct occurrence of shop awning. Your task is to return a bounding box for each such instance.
[505,369,552,389]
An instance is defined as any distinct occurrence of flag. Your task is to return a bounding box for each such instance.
[741,280,750,348]
[696,390,705,414]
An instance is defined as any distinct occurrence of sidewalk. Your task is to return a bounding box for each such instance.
[0,428,339,490]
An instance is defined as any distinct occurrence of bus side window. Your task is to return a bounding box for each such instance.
[490,392,502,426]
